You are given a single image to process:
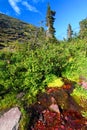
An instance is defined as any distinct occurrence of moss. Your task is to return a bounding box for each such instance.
[48,78,64,88]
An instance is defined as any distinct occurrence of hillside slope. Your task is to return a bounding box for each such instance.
[0,13,45,46]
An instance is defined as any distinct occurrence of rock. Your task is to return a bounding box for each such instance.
[82,81,87,90]
[49,88,69,110]
[16,92,25,99]
[49,97,60,113]
[49,104,60,113]
[0,107,21,130]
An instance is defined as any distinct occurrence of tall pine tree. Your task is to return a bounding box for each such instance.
[67,24,73,40]
[46,3,56,38]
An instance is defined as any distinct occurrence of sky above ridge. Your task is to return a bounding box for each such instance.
[0,0,87,40]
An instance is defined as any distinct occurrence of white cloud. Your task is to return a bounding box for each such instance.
[22,1,39,12]
[8,0,41,14]
[8,0,21,14]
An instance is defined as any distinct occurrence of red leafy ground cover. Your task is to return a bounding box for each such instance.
[29,83,87,130]
[32,109,87,130]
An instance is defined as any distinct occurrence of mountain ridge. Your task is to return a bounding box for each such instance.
[0,13,45,47]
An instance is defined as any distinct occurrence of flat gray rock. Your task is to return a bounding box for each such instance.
[0,107,21,130]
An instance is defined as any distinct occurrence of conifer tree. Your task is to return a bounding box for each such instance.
[67,24,73,40]
[46,3,56,38]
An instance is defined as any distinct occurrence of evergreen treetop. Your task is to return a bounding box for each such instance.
[46,3,56,38]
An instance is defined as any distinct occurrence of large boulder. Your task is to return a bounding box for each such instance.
[0,107,21,130]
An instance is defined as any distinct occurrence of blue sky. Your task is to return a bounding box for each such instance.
[0,0,87,40]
